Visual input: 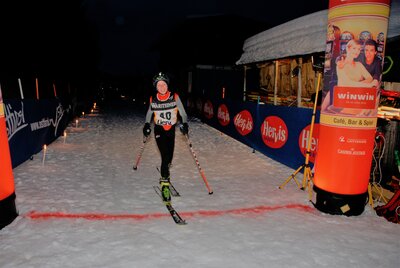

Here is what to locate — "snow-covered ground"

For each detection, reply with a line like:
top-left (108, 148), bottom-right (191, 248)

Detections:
top-left (0, 103), bottom-right (398, 268)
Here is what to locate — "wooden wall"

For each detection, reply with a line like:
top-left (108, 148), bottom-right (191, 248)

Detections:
top-left (254, 55), bottom-right (323, 106)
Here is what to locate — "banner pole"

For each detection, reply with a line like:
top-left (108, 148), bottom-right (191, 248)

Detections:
top-left (18, 78), bottom-right (24, 99)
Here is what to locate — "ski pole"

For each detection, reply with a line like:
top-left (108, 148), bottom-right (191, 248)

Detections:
top-left (185, 134), bottom-right (213, 194)
top-left (133, 136), bottom-right (148, 170)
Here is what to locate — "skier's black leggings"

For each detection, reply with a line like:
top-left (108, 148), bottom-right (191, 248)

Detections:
top-left (154, 125), bottom-right (175, 180)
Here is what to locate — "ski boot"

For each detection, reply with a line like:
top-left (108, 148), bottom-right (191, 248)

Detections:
top-left (160, 177), bottom-right (171, 205)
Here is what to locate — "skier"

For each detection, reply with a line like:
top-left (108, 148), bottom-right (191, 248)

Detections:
top-left (143, 72), bottom-right (189, 204)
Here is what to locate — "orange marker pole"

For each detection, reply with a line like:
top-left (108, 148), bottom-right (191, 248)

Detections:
top-left (53, 82), bottom-right (57, 98)
top-left (35, 78), bottom-right (39, 100)
top-left (0, 86), bottom-right (18, 229)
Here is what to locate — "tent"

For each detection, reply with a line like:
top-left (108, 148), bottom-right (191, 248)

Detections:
top-left (236, 1), bottom-right (400, 66)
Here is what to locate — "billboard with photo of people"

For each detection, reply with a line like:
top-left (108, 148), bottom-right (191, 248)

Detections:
top-left (314, 0), bottom-right (391, 215)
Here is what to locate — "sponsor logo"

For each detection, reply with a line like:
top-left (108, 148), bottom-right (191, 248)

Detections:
top-left (339, 136), bottom-right (367, 144)
top-left (261, 116), bottom-right (288, 149)
top-left (234, 110), bottom-right (253, 136)
top-left (337, 149), bottom-right (366, 155)
top-left (333, 86), bottom-right (376, 109)
top-left (155, 119), bottom-right (172, 126)
top-left (195, 98), bottom-right (203, 112)
top-left (217, 104), bottom-right (230, 126)
top-left (5, 102), bottom-right (28, 141)
top-left (203, 100), bottom-right (214, 119)
top-left (29, 104), bottom-right (65, 137)
top-left (298, 123), bottom-right (319, 163)
top-left (151, 101), bottom-right (176, 110)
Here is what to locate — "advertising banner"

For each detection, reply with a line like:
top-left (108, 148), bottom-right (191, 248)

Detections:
top-left (202, 99), bottom-right (320, 170)
top-left (5, 99), bottom-right (71, 168)
top-left (314, 0), bottom-right (391, 215)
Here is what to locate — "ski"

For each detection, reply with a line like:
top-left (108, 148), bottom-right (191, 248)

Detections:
top-left (169, 182), bottom-right (180, 197)
top-left (153, 186), bottom-right (186, 225)
top-left (166, 203), bottom-right (187, 225)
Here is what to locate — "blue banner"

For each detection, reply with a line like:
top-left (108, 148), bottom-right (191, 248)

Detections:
top-left (201, 99), bottom-right (320, 170)
top-left (4, 99), bottom-right (71, 168)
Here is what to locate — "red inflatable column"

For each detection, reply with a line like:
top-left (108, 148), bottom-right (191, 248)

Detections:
top-left (314, 0), bottom-right (391, 215)
top-left (0, 88), bottom-right (18, 229)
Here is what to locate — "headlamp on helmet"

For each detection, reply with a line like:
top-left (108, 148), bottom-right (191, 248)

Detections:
top-left (152, 72), bottom-right (170, 87)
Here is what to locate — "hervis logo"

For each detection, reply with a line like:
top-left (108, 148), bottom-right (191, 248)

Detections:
top-left (234, 110), bottom-right (253, 136)
top-left (195, 98), bottom-right (203, 113)
top-left (217, 104), bottom-right (230, 126)
top-left (261, 116), bottom-right (288, 149)
top-left (203, 100), bottom-right (214, 119)
top-left (298, 123), bottom-right (319, 163)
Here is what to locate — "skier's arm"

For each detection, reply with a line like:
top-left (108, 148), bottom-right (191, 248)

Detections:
top-left (175, 95), bottom-right (187, 123)
top-left (143, 99), bottom-right (153, 137)
top-left (145, 97), bottom-right (153, 123)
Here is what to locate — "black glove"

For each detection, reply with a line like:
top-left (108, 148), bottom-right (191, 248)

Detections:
top-left (180, 123), bottom-right (189, 135)
top-left (143, 123), bottom-right (151, 137)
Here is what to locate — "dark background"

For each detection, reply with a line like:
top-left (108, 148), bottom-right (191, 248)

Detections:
top-left (0, 0), bottom-right (329, 101)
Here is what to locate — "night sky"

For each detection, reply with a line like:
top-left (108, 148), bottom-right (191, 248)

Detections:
top-left (0, 0), bottom-right (329, 100)
top-left (0, 1), bottom-right (99, 86)
top-left (0, 1), bottom-right (329, 76)
top-left (86, 0), bottom-right (329, 75)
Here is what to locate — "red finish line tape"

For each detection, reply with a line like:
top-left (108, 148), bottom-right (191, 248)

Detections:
top-left (25, 204), bottom-right (314, 221)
